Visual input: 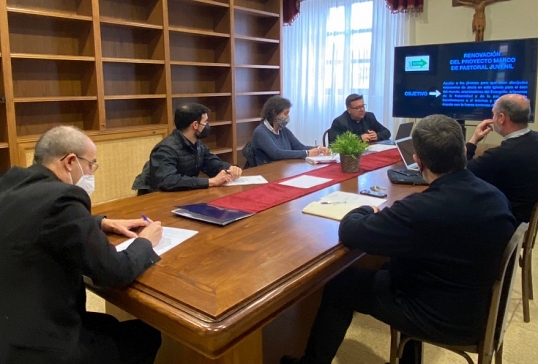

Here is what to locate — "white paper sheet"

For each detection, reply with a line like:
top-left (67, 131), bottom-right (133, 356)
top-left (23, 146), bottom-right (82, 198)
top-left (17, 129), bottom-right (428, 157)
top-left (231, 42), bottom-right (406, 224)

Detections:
top-left (224, 175), bottom-right (268, 186)
top-left (305, 155), bottom-right (339, 164)
top-left (116, 227), bottom-right (198, 256)
top-left (279, 175), bottom-right (332, 189)
top-left (365, 144), bottom-right (397, 153)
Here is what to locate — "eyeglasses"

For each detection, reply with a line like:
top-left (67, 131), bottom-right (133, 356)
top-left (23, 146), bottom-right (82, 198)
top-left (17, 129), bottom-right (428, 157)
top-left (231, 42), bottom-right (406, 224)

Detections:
top-left (60, 153), bottom-right (99, 172)
top-left (349, 104), bottom-right (367, 110)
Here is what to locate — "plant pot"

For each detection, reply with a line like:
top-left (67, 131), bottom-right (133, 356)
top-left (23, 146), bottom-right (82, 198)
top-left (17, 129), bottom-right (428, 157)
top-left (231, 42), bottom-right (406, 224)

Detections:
top-left (340, 153), bottom-right (360, 173)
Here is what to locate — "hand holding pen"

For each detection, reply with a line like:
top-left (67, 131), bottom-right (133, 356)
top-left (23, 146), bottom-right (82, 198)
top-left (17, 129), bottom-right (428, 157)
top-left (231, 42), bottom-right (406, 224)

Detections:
top-left (139, 215), bottom-right (163, 247)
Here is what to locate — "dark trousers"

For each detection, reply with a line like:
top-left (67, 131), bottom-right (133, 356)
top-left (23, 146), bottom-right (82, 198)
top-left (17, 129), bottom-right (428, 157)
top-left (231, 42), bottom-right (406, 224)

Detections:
top-left (303, 269), bottom-right (431, 364)
top-left (80, 312), bottom-right (161, 364)
top-left (3, 313), bottom-right (161, 364)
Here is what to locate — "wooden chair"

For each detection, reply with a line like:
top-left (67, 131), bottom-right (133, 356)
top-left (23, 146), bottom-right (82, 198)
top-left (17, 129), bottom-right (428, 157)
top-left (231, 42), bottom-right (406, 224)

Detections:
top-left (521, 202), bottom-right (538, 322)
top-left (322, 129), bottom-right (330, 147)
top-left (389, 223), bottom-right (527, 364)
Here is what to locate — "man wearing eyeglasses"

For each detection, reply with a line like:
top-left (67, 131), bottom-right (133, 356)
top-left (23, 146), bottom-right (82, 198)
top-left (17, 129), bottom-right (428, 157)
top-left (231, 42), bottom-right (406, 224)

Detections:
top-left (133, 102), bottom-right (242, 195)
top-left (328, 94), bottom-right (391, 144)
top-left (0, 126), bottom-right (163, 363)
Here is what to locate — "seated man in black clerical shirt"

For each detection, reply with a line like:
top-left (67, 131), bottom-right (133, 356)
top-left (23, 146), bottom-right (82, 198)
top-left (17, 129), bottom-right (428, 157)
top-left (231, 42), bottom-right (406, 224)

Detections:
top-left (328, 93), bottom-right (391, 144)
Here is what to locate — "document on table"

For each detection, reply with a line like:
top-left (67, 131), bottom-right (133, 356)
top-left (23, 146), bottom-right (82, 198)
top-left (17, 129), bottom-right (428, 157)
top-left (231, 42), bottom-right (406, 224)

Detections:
top-left (279, 175), bottom-right (332, 189)
top-left (305, 155), bottom-right (338, 164)
top-left (116, 227), bottom-right (198, 256)
top-left (224, 175), bottom-right (268, 186)
top-left (302, 191), bottom-right (387, 221)
top-left (365, 144), bottom-right (397, 154)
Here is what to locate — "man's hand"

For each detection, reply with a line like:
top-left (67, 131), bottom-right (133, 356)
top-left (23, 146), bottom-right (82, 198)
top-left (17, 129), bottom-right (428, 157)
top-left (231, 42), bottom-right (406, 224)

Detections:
top-left (138, 221), bottom-right (163, 247)
top-left (366, 130), bottom-right (378, 142)
top-left (209, 170), bottom-right (233, 187)
top-left (101, 218), bottom-right (148, 239)
top-left (371, 206), bottom-right (380, 213)
top-left (227, 165), bottom-right (242, 180)
top-left (469, 119), bottom-right (494, 145)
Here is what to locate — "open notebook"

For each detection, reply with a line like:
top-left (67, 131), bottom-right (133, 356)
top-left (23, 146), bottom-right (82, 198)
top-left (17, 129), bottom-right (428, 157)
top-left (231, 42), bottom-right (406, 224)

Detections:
top-left (302, 191), bottom-right (386, 221)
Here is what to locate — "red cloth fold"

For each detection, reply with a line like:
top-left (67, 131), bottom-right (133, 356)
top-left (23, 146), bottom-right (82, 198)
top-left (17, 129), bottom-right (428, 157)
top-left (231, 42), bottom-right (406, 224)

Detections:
top-left (208, 149), bottom-right (401, 213)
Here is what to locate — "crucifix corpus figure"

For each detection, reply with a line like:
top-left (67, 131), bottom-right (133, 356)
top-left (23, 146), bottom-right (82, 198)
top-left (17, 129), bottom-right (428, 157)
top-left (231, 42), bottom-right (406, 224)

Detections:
top-left (457, 0), bottom-right (498, 42)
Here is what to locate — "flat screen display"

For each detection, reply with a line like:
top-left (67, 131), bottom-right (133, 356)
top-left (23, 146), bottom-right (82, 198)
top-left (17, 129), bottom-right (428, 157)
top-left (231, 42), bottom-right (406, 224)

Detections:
top-left (392, 38), bottom-right (538, 121)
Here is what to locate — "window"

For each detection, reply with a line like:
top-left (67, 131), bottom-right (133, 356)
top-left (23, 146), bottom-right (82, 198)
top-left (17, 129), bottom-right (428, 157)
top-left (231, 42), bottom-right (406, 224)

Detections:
top-left (325, 1), bottom-right (373, 96)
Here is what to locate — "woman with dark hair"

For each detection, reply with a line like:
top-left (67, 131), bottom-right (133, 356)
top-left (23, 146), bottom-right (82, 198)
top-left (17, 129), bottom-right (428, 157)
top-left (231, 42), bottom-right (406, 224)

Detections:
top-left (251, 96), bottom-right (329, 166)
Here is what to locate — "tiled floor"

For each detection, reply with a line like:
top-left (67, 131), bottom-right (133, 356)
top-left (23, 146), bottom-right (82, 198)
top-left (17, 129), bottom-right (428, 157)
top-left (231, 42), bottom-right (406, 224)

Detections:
top-left (86, 250), bottom-right (538, 364)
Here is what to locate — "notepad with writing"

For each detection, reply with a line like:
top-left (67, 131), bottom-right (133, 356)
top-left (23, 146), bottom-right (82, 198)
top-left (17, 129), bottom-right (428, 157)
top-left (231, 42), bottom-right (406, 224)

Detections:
top-left (302, 191), bottom-right (386, 221)
top-left (172, 203), bottom-right (254, 226)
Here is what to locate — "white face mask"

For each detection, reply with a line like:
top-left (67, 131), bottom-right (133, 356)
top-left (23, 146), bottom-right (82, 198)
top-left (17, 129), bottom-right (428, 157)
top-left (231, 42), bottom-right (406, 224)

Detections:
top-left (71, 158), bottom-right (95, 196)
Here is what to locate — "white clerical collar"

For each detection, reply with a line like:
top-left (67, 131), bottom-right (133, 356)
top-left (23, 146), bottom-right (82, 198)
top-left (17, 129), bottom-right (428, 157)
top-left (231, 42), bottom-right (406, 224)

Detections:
top-left (264, 119), bottom-right (279, 135)
top-left (504, 127), bottom-right (530, 140)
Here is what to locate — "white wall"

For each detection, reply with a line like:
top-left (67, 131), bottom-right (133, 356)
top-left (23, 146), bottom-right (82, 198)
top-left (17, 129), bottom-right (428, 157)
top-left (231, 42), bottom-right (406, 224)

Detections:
top-left (410, 0), bottom-right (538, 140)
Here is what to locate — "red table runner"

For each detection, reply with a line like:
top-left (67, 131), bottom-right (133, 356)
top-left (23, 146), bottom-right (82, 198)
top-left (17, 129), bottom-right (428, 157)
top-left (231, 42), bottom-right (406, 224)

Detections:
top-left (209, 149), bottom-right (401, 213)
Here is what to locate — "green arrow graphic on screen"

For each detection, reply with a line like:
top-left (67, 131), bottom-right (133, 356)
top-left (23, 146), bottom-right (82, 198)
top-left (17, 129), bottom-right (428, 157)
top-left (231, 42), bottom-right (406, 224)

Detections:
top-left (411, 59), bottom-right (427, 67)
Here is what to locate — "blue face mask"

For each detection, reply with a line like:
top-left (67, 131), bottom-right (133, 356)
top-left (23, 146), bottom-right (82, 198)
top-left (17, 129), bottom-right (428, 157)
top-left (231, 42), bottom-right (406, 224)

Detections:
top-left (277, 117), bottom-right (290, 128)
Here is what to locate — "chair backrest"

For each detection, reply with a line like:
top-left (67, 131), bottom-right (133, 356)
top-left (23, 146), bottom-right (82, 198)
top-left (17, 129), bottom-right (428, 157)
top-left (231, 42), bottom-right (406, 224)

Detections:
top-left (242, 141), bottom-right (256, 169)
top-left (525, 202), bottom-right (538, 251)
top-left (322, 129), bottom-right (330, 147)
top-left (480, 223), bottom-right (526, 361)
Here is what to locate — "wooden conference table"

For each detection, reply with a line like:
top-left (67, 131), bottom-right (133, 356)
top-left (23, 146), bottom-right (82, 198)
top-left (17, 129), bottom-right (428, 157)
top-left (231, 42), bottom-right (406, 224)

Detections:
top-left (91, 159), bottom-right (425, 364)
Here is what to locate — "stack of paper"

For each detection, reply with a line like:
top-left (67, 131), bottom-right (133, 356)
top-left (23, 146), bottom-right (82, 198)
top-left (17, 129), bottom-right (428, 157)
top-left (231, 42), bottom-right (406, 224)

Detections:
top-left (305, 155), bottom-right (338, 164)
top-left (302, 191), bottom-right (387, 221)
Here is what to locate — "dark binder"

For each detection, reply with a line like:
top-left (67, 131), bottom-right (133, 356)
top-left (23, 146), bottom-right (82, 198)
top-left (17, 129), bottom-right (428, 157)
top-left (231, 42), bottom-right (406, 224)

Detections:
top-left (172, 203), bottom-right (254, 226)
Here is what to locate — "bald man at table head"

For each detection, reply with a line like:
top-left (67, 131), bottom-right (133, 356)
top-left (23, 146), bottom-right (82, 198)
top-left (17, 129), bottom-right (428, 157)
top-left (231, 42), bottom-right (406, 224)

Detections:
top-left (132, 103), bottom-right (242, 195)
top-left (466, 93), bottom-right (538, 223)
top-left (282, 114), bottom-right (516, 364)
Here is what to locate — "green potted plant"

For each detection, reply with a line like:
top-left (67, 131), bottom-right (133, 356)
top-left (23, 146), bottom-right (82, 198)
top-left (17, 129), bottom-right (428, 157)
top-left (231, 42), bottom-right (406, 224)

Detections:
top-left (329, 131), bottom-right (369, 173)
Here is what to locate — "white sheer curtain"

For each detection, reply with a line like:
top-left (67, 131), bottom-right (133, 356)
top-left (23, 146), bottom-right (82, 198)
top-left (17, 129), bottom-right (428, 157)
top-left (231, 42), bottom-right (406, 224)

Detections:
top-left (282, 0), bottom-right (410, 145)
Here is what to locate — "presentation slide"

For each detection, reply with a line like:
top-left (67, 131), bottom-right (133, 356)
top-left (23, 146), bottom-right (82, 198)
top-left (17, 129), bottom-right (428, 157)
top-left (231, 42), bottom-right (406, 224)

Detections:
top-left (393, 38), bottom-right (537, 121)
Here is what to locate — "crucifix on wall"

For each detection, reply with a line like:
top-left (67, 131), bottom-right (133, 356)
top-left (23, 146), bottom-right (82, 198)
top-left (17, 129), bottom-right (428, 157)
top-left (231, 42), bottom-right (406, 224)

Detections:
top-left (453, 0), bottom-right (510, 42)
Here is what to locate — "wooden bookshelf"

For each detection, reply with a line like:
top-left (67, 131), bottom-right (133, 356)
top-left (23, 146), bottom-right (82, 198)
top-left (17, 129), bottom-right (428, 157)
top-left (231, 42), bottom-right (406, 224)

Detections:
top-left (0, 0), bottom-right (282, 194)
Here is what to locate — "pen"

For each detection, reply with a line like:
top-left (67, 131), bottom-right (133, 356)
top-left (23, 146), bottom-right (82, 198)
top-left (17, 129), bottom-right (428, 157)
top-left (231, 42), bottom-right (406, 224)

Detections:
top-left (321, 201), bottom-right (346, 204)
top-left (142, 215), bottom-right (150, 222)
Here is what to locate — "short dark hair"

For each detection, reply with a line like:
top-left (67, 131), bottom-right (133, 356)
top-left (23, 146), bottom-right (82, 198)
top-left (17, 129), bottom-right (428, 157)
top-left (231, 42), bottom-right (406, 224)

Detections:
top-left (174, 103), bottom-right (210, 130)
top-left (261, 96), bottom-right (292, 123)
top-left (495, 96), bottom-right (531, 124)
top-left (412, 114), bottom-right (466, 174)
top-left (345, 94), bottom-right (363, 108)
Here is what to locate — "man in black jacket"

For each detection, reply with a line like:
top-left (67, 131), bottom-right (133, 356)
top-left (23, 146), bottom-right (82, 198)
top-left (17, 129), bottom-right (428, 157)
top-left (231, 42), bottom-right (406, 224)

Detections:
top-left (282, 115), bottom-right (516, 364)
top-left (328, 94), bottom-right (391, 144)
top-left (466, 93), bottom-right (538, 223)
top-left (132, 103), bottom-right (242, 194)
top-left (0, 126), bottom-right (163, 364)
